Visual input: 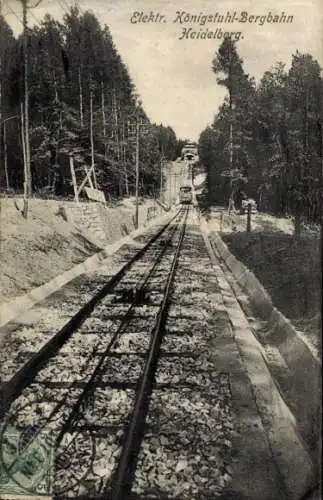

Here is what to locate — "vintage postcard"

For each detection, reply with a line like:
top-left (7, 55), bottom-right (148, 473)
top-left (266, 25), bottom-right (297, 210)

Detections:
top-left (0, 0), bottom-right (321, 499)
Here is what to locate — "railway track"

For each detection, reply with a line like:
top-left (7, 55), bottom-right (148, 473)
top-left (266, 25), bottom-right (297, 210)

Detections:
top-left (0, 204), bottom-right (313, 500)
top-left (0, 207), bottom-right (234, 500)
top-left (0, 209), bottom-right (184, 409)
top-left (2, 207), bottom-right (212, 498)
top-left (129, 218), bottom-right (233, 500)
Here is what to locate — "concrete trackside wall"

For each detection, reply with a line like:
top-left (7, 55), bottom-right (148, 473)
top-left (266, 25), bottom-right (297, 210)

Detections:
top-left (206, 224), bottom-right (321, 468)
top-left (196, 212), bottom-right (316, 500)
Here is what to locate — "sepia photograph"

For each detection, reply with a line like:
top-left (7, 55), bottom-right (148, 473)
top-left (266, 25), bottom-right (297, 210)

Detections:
top-left (0, 0), bottom-right (322, 499)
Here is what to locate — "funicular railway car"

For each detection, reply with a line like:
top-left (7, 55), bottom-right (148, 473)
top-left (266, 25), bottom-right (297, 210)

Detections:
top-left (181, 143), bottom-right (198, 162)
top-left (179, 185), bottom-right (193, 204)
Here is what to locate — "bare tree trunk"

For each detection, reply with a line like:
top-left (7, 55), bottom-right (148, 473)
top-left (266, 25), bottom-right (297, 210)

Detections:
top-left (101, 81), bottom-right (107, 159)
top-left (305, 87), bottom-right (309, 151)
top-left (228, 180), bottom-right (236, 215)
top-left (53, 71), bottom-right (58, 103)
top-left (3, 120), bottom-right (10, 189)
top-left (229, 122), bottom-right (233, 170)
top-left (0, 7), bottom-right (2, 124)
top-left (0, 7), bottom-right (2, 186)
top-left (89, 87), bottom-right (97, 188)
top-left (51, 171), bottom-right (58, 193)
top-left (69, 154), bottom-right (78, 202)
top-left (134, 117), bottom-right (140, 227)
top-left (0, 1), bottom-right (4, 188)
top-left (52, 70), bottom-right (61, 196)
top-left (21, 104), bottom-right (26, 166)
top-left (21, 102), bottom-right (28, 218)
top-left (160, 155), bottom-right (163, 199)
top-left (78, 66), bottom-right (84, 128)
top-left (259, 188), bottom-right (263, 210)
top-left (228, 61), bottom-right (234, 213)
top-left (22, 0), bottom-right (31, 217)
top-left (294, 212), bottom-right (302, 240)
top-left (113, 87), bottom-right (120, 165)
top-left (121, 119), bottom-right (129, 195)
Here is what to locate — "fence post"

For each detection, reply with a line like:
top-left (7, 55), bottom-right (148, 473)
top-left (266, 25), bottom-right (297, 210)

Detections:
top-left (247, 203), bottom-right (252, 232)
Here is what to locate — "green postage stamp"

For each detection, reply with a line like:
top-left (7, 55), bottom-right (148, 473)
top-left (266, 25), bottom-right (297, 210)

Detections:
top-left (0, 425), bottom-right (53, 498)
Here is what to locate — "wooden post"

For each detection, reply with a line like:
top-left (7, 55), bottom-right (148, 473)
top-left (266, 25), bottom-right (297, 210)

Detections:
top-left (83, 165), bottom-right (94, 189)
top-left (69, 155), bottom-right (79, 202)
top-left (247, 202), bottom-right (252, 232)
top-left (77, 165), bottom-right (94, 196)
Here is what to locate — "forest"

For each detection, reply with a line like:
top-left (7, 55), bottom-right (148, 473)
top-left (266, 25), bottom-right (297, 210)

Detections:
top-left (0, 7), bottom-right (182, 200)
top-left (199, 39), bottom-right (323, 233)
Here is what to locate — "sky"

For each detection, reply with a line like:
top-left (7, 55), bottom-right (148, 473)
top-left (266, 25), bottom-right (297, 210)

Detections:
top-left (2, 0), bottom-right (323, 141)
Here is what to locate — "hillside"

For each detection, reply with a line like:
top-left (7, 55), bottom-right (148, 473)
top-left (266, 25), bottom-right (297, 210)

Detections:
top-left (0, 196), bottom-right (158, 305)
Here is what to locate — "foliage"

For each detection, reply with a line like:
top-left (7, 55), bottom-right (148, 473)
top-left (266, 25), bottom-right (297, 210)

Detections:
top-left (0, 10), bottom-right (182, 198)
top-left (199, 40), bottom-right (323, 231)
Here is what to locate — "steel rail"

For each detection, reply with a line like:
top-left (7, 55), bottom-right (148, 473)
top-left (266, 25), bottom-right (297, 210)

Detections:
top-left (0, 210), bottom-right (186, 483)
top-left (109, 207), bottom-right (189, 500)
top-left (0, 210), bottom-right (186, 491)
top-left (54, 209), bottom-right (186, 453)
top-left (0, 210), bottom-right (183, 416)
